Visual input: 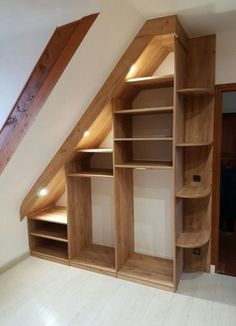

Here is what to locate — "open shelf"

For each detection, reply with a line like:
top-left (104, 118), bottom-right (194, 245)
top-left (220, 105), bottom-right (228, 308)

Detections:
top-left (176, 183), bottom-right (212, 199)
top-left (67, 169), bottom-right (113, 178)
top-left (114, 106), bottom-right (173, 115)
top-left (176, 142), bottom-right (213, 147)
top-left (77, 148), bottom-right (113, 153)
top-left (118, 253), bottom-right (174, 290)
top-left (177, 88), bottom-right (214, 96)
top-left (30, 223), bottom-right (68, 242)
top-left (71, 244), bottom-right (115, 275)
top-left (31, 238), bottom-right (68, 262)
top-left (114, 137), bottom-right (173, 141)
top-left (126, 75), bottom-right (174, 89)
top-left (115, 161), bottom-right (173, 169)
top-left (176, 231), bottom-right (210, 248)
top-left (28, 206), bottom-right (67, 225)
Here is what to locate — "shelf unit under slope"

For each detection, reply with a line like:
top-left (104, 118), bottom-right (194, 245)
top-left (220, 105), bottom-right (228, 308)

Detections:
top-left (25, 25), bottom-right (215, 293)
top-left (28, 206), bottom-right (69, 264)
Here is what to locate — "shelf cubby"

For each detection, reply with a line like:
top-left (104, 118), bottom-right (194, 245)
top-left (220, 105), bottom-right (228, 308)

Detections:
top-left (29, 221), bottom-right (68, 242)
top-left (66, 148), bottom-right (113, 178)
top-left (67, 174), bottom-right (115, 275)
top-left (115, 168), bottom-right (174, 290)
top-left (30, 237), bottom-right (69, 263)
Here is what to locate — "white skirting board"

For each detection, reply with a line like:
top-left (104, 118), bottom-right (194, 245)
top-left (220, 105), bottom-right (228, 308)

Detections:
top-left (0, 251), bottom-right (30, 274)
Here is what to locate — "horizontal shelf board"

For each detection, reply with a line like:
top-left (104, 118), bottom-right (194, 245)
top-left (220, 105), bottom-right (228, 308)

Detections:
top-left (77, 148), bottom-right (113, 153)
top-left (176, 184), bottom-right (212, 198)
top-left (176, 141), bottom-right (213, 147)
top-left (30, 227), bottom-right (68, 243)
top-left (115, 160), bottom-right (173, 169)
top-left (176, 231), bottom-right (210, 248)
top-left (114, 106), bottom-right (174, 115)
top-left (118, 253), bottom-right (174, 288)
top-left (126, 74), bottom-right (174, 89)
top-left (31, 244), bottom-right (68, 261)
top-left (71, 244), bottom-right (115, 273)
top-left (114, 137), bottom-right (173, 141)
top-left (28, 206), bottom-right (67, 225)
top-left (67, 169), bottom-right (113, 178)
top-left (177, 88), bottom-right (214, 96)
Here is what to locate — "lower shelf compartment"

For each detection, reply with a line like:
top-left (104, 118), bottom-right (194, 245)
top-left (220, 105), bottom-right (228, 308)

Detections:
top-left (31, 239), bottom-right (68, 263)
top-left (118, 253), bottom-right (174, 290)
top-left (71, 244), bottom-right (116, 275)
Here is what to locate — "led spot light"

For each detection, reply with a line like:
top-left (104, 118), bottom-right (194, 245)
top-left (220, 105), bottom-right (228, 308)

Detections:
top-left (38, 188), bottom-right (48, 197)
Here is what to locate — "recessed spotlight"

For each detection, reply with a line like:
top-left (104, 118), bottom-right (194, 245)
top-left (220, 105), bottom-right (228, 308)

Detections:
top-left (129, 64), bottom-right (136, 74)
top-left (83, 130), bottom-right (90, 137)
top-left (38, 188), bottom-right (48, 197)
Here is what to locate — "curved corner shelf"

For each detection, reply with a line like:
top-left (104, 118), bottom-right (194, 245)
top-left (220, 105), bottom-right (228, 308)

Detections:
top-left (176, 141), bottom-right (213, 147)
top-left (177, 88), bottom-right (214, 96)
top-left (77, 148), bottom-right (113, 153)
top-left (176, 231), bottom-right (210, 248)
top-left (176, 184), bottom-right (212, 199)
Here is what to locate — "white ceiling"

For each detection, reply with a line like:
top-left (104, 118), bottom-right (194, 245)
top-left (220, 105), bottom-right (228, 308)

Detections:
top-left (0, 0), bottom-right (99, 41)
top-left (130, 0), bottom-right (236, 36)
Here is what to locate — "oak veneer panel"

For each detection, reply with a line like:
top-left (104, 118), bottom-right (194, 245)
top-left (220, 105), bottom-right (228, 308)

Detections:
top-left (115, 168), bottom-right (134, 270)
top-left (0, 14), bottom-right (98, 175)
top-left (67, 177), bottom-right (92, 259)
top-left (30, 223), bottom-right (68, 242)
top-left (118, 253), bottom-right (174, 291)
top-left (28, 206), bottom-right (67, 225)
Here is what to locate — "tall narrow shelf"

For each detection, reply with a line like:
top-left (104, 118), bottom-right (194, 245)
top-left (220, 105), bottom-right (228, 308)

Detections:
top-left (174, 34), bottom-right (215, 275)
top-left (67, 148), bottom-right (116, 275)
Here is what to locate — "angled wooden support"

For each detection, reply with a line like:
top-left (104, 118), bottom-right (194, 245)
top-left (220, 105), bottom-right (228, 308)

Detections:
top-left (20, 15), bottom-right (188, 219)
top-left (0, 13), bottom-right (98, 174)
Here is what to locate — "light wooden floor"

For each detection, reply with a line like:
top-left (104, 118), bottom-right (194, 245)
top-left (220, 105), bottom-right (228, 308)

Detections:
top-left (0, 257), bottom-right (236, 326)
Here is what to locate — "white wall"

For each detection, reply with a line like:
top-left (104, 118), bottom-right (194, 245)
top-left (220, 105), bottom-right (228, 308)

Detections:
top-left (216, 30), bottom-right (236, 84)
top-left (0, 0), bottom-right (144, 268)
top-left (0, 0), bottom-right (99, 129)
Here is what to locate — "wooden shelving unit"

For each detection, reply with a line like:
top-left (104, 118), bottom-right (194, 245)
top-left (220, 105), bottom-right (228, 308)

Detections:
top-left (28, 206), bottom-right (69, 264)
top-left (175, 34), bottom-right (215, 277)
top-left (25, 21), bottom-right (215, 292)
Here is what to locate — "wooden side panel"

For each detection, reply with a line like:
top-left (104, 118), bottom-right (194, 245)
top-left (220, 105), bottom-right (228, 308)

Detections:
top-left (67, 176), bottom-right (92, 259)
top-left (186, 35), bottom-right (215, 89)
top-left (115, 168), bottom-right (134, 270)
top-left (174, 37), bottom-right (187, 287)
top-left (0, 14), bottom-right (98, 174)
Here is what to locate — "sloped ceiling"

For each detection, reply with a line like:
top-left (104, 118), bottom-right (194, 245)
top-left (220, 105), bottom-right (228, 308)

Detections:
top-left (130, 0), bottom-right (236, 36)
